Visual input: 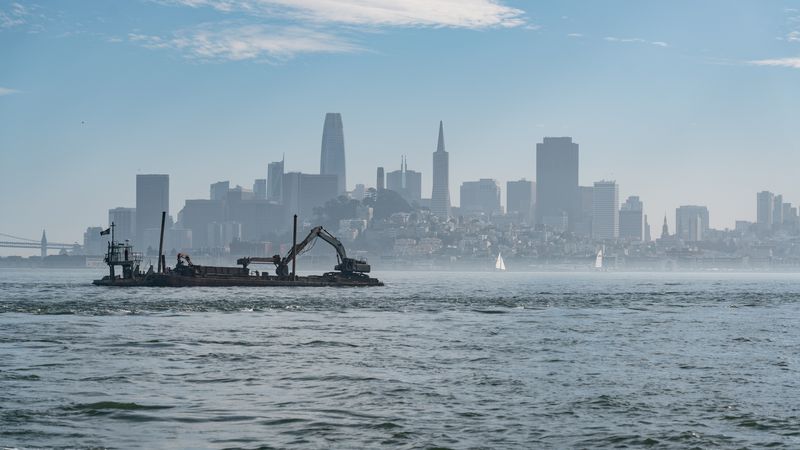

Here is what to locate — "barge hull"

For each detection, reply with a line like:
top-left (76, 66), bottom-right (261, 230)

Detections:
top-left (92, 273), bottom-right (383, 287)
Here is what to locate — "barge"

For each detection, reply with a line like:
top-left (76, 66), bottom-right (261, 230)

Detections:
top-left (93, 213), bottom-right (383, 287)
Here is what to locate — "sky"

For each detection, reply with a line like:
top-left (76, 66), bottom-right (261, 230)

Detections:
top-left (1, 0), bottom-right (799, 253)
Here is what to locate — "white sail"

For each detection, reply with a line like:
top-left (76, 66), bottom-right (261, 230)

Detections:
top-left (594, 249), bottom-right (603, 269)
top-left (496, 253), bottom-right (506, 271)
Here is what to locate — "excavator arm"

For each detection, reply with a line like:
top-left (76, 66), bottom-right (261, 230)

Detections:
top-left (279, 226), bottom-right (370, 275)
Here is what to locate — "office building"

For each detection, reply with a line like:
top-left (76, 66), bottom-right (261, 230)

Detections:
top-left (619, 196), bottom-right (644, 241)
top-left (591, 181), bottom-right (619, 240)
top-left (460, 179), bottom-right (501, 216)
top-left (108, 207), bottom-right (136, 243)
top-left (675, 205), bottom-right (709, 241)
top-left (253, 179), bottom-right (267, 200)
top-left (267, 159), bottom-right (284, 203)
top-left (83, 227), bottom-right (109, 256)
top-left (506, 179), bottom-right (535, 223)
top-left (756, 191), bottom-right (774, 230)
top-left (773, 194), bottom-right (784, 226)
top-left (136, 174), bottom-right (169, 250)
top-left (431, 121), bottom-right (451, 218)
top-left (320, 113), bottom-right (347, 195)
top-left (386, 156), bottom-right (423, 205)
top-left (536, 137), bottom-right (579, 229)
top-left (210, 181), bottom-right (229, 201)
top-left (283, 172), bottom-right (339, 220)
top-left (178, 200), bottom-right (225, 249)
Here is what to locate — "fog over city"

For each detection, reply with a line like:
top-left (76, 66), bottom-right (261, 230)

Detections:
top-left (1, 1), bottom-right (799, 265)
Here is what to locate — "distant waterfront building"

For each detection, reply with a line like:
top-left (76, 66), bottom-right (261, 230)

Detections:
top-left (386, 156), bottom-right (422, 205)
top-left (376, 167), bottom-right (385, 191)
top-left (756, 191), bottom-right (774, 231)
top-left (619, 196), bottom-right (644, 241)
top-left (661, 215), bottom-right (670, 239)
top-left (773, 194), bottom-right (784, 226)
top-left (644, 215), bottom-right (651, 241)
top-left (267, 158), bottom-right (284, 203)
top-left (210, 181), bottom-right (229, 201)
top-left (591, 181), bottom-right (619, 240)
top-left (253, 179), bottom-right (267, 200)
top-left (536, 137), bottom-right (579, 229)
top-left (460, 179), bottom-right (501, 216)
top-left (136, 174), bottom-right (169, 250)
top-left (431, 121), bottom-right (451, 218)
top-left (83, 226), bottom-right (109, 256)
top-left (676, 205), bottom-right (709, 241)
top-left (108, 207), bottom-right (136, 242)
top-left (506, 179), bottom-right (535, 223)
top-left (40, 230), bottom-right (47, 259)
top-left (320, 113), bottom-right (347, 195)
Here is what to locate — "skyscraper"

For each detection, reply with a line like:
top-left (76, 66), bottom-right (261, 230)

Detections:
top-left (253, 179), bottom-right (267, 200)
top-left (431, 121), bottom-right (451, 218)
top-left (267, 158), bottom-right (284, 203)
top-left (756, 191), bottom-right (774, 231)
top-left (619, 196), bottom-right (644, 241)
top-left (376, 167), bottom-right (385, 191)
top-left (386, 156), bottom-right (422, 205)
top-left (591, 181), bottom-right (619, 240)
top-left (210, 181), bottom-right (229, 201)
top-left (675, 205), bottom-right (709, 241)
top-left (108, 207), bottom-right (136, 242)
top-left (136, 174), bottom-right (169, 250)
top-left (536, 137), bottom-right (579, 229)
top-left (320, 113), bottom-right (346, 195)
top-left (460, 179), bottom-right (501, 216)
top-left (506, 179), bottom-right (535, 223)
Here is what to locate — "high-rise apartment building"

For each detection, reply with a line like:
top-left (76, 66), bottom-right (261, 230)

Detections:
top-left (320, 113), bottom-right (347, 195)
top-left (536, 137), bottom-right (579, 229)
top-left (136, 174), bottom-right (169, 250)
top-left (591, 181), bottom-right (619, 240)
top-left (431, 121), bottom-right (451, 218)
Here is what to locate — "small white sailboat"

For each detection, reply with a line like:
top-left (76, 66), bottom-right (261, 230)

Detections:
top-left (594, 248), bottom-right (603, 269)
top-left (496, 253), bottom-right (506, 271)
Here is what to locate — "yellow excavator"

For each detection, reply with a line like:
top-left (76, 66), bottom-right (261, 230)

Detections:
top-left (237, 226), bottom-right (371, 277)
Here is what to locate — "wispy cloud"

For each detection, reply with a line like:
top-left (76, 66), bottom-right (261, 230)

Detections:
top-left (605, 36), bottom-right (669, 48)
top-left (567, 33), bottom-right (583, 38)
top-left (160, 0), bottom-right (526, 28)
top-left (0, 86), bottom-right (20, 96)
top-left (0, 2), bottom-right (27, 28)
top-left (749, 57), bottom-right (800, 69)
top-left (130, 23), bottom-right (360, 61)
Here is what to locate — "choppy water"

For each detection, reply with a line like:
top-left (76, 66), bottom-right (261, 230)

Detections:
top-left (2, 269), bottom-right (800, 449)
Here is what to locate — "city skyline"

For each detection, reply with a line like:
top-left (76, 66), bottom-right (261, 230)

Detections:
top-left (2, 1), bottom-right (800, 249)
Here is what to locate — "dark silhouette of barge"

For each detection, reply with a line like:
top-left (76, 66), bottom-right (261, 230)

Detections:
top-left (92, 213), bottom-right (383, 287)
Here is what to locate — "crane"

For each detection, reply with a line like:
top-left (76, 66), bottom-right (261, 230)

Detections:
top-left (237, 226), bottom-right (370, 277)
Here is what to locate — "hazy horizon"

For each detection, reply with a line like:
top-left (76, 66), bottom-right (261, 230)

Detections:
top-left (2, 0), bottom-right (799, 252)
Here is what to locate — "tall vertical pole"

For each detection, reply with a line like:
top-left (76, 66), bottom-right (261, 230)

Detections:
top-left (291, 214), bottom-right (298, 280)
top-left (157, 211), bottom-right (166, 273)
